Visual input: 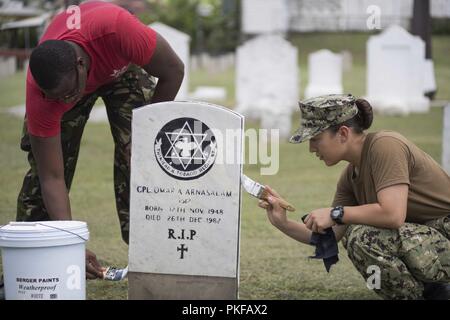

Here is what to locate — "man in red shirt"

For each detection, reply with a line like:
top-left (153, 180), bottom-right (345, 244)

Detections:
top-left (17, 1), bottom-right (184, 279)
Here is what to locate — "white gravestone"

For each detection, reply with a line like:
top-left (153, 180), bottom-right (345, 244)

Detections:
top-left (366, 25), bottom-right (429, 115)
top-left (236, 34), bottom-right (299, 139)
top-left (443, 104), bottom-right (450, 174)
top-left (305, 49), bottom-right (343, 99)
top-left (0, 56), bottom-right (17, 78)
top-left (149, 22), bottom-right (190, 101)
top-left (190, 86), bottom-right (227, 102)
top-left (128, 101), bottom-right (243, 299)
top-left (242, 0), bottom-right (289, 35)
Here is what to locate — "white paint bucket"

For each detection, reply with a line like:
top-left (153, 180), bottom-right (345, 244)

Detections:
top-left (0, 221), bottom-right (89, 300)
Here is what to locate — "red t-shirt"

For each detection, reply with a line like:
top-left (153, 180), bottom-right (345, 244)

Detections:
top-left (26, 1), bottom-right (157, 137)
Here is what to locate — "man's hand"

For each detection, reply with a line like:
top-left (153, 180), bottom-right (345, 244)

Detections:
top-left (85, 249), bottom-right (104, 279)
top-left (303, 207), bottom-right (335, 234)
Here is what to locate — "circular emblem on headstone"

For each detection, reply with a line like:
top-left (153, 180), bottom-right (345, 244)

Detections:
top-left (154, 117), bottom-right (217, 180)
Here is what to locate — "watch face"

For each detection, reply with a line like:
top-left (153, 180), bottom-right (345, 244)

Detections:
top-left (331, 210), bottom-right (339, 219)
top-left (331, 208), bottom-right (342, 220)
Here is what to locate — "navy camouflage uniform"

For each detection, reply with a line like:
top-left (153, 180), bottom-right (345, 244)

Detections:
top-left (342, 217), bottom-right (449, 299)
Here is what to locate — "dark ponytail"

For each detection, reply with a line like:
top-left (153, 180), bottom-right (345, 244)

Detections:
top-left (329, 98), bottom-right (373, 134)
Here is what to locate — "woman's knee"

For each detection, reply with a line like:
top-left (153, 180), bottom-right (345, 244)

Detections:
top-left (398, 223), bottom-right (450, 282)
top-left (345, 224), bottom-right (400, 256)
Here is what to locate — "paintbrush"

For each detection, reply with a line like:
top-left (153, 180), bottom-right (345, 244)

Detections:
top-left (102, 265), bottom-right (128, 281)
top-left (241, 174), bottom-right (296, 212)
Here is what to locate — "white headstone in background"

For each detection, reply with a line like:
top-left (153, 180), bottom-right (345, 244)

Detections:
top-left (0, 56), bottom-right (17, 78)
top-left (129, 101), bottom-right (243, 299)
top-left (366, 25), bottom-right (429, 115)
top-left (305, 49), bottom-right (343, 99)
top-left (443, 104), bottom-right (450, 174)
top-left (191, 53), bottom-right (235, 74)
top-left (190, 86), bottom-right (227, 102)
top-left (242, 0), bottom-right (289, 34)
top-left (149, 23), bottom-right (190, 100)
top-left (236, 35), bottom-right (299, 138)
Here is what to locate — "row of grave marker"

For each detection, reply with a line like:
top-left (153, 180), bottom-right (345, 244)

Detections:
top-left (154, 22), bottom-right (436, 127)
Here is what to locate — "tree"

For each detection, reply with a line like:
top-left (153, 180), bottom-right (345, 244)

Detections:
top-left (410, 0), bottom-right (436, 99)
top-left (140, 0), bottom-right (240, 54)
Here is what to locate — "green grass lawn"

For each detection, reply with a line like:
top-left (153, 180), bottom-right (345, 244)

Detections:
top-left (0, 33), bottom-right (448, 300)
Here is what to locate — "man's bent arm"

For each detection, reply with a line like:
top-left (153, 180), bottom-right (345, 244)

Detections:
top-left (30, 134), bottom-right (72, 220)
top-left (143, 33), bottom-right (184, 103)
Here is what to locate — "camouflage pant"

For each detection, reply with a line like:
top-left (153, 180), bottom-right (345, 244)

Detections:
top-left (342, 215), bottom-right (450, 299)
top-left (16, 65), bottom-right (156, 244)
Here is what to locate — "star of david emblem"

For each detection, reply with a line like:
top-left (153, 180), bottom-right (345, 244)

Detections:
top-left (164, 121), bottom-right (209, 170)
top-left (154, 117), bottom-right (217, 180)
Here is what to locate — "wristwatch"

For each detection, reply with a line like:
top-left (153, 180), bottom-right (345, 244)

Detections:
top-left (330, 206), bottom-right (345, 225)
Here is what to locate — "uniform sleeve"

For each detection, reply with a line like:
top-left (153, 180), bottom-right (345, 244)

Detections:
top-left (368, 137), bottom-right (411, 193)
top-left (114, 10), bottom-right (157, 66)
top-left (332, 166), bottom-right (358, 207)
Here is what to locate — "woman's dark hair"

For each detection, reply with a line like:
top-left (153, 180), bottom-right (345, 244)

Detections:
top-left (29, 40), bottom-right (77, 90)
top-left (328, 98), bottom-right (373, 134)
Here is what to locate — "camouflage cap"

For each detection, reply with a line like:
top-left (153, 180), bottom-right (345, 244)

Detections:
top-left (289, 94), bottom-right (358, 144)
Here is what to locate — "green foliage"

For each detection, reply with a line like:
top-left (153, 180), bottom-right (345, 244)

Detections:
top-left (432, 18), bottom-right (450, 35)
top-left (140, 0), bottom-right (240, 55)
top-left (139, 0), bottom-right (198, 36)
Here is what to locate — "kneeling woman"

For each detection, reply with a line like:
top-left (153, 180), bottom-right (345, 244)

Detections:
top-left (259, 94), bottom-right (450, 300)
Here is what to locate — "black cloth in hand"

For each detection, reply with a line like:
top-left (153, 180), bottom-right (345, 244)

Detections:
top-left (302, 215), bottom-right (339, 272)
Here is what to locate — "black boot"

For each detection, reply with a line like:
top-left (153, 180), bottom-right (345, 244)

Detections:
top-left (423, 282), bottom-right (450, 300)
